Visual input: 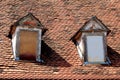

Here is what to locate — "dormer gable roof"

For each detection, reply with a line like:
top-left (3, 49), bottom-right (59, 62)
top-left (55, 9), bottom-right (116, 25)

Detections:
top-left (8, 13), bottom-right (47, 39)
top-left (71, 16), bottom-right (110, 41)
top-left (14, 13), bottom-right (44, 29)
top-left (80, 16), bottom-right (110, 32)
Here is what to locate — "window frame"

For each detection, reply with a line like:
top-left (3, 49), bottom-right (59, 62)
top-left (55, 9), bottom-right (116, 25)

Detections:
top-left (84, 33), bottom-right (108, 64)
top-left (12, 26), bottom-right (42, 62)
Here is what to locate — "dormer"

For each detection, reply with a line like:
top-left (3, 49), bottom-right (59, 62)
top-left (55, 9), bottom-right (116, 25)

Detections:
top-left (71, 16), bottom-right (111, 65)
top-left (9, 13), bottom-right (47, 62)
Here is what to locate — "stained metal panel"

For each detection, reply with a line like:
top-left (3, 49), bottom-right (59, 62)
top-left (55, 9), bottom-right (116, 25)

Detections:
top-left (86, 35), bottom-right (105, 63)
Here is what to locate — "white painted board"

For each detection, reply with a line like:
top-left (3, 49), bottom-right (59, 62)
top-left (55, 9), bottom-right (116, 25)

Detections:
top-left (86, 36), bottom-right (105, 63)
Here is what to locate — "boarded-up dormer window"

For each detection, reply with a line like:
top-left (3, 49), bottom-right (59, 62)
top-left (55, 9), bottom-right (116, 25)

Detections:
top-left (85, 34), bottom-right (106, 63)
top-left (12, 27), bottom-right (41, 62)
top-left (9, 13), bottom-right (46, 62)
top-left (71, 16), bottom-right (111, 65)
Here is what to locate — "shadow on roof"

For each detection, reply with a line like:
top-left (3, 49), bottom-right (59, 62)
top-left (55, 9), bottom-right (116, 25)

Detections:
top-left (106, 46), bottom-right (120, 67)
top-left (35, 40), bottom-right (72, 67)
top-left (16, 40), bottom-right (71, 67)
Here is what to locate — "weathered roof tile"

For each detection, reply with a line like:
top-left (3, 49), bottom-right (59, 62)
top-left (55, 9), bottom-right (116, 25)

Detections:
top-left (0, 0), bottom-right (120, 79)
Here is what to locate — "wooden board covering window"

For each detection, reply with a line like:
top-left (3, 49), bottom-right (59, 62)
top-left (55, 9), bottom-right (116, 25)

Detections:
top-left (86, 35), bottom-right (105, 63)
top-left (19, 30), bottom-right (38, 60)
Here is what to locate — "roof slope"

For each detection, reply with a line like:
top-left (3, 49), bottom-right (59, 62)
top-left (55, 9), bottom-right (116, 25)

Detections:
top-left (0, 0), bottom-right (120, 79)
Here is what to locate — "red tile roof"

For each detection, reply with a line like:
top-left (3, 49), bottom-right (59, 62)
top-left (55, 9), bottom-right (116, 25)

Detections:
top-left (0, 0), bottom-right (120, 79)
